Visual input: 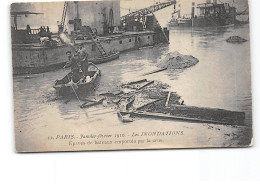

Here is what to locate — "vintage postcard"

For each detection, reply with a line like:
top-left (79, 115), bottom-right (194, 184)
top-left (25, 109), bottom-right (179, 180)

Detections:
top-left (11, 0), bottom-right (252, 152)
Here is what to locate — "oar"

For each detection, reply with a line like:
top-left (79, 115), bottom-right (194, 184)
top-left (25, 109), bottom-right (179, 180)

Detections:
top-left (142, 67), bottom-right (167, 76)
top-left (59, 33), bottom-right (82, 102)
top-left (62, 68), bottom-right (89, 117)
top-left (58, 33), bottom-right (89, 116)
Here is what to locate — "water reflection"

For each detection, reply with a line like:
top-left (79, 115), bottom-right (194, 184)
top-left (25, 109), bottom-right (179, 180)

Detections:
top-left (13, 24), bottom-right (252, 135)
top-left (168, 24), bottom-right (251, 125)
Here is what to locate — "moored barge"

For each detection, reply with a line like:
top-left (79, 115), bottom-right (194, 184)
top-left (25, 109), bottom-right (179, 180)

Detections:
top-left (168, 0), bottom-right (240, 28)
top-left (11, 1), bottom-right (175, 75)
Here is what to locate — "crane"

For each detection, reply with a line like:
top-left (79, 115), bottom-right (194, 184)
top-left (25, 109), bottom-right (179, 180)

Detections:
top-left (58, 2), bottom-right (68, 33)
top-left (120, 0), bottom-right (176, 25)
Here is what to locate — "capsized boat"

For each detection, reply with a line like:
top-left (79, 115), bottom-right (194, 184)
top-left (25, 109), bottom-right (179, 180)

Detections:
top-left (53, 63), bottom-right (101, 97)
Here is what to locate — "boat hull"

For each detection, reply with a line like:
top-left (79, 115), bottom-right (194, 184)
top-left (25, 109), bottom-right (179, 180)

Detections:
top-left (192, 17), bottom-right (235, 27)
top-left (12, 31), bottom-right (156, 75)
top-left (89, 52), bottom-right (120, 64)
top-left (168, 19), bottom-right (192, 27)
top-left (53, 70), bottom-right (101, 97)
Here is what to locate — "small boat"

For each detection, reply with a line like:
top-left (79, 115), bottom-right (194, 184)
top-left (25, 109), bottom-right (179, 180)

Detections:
top-left (53, 63), bottom-right (101, 97)
top-left (89, 51), bottom-right (120, 64)
top-left (168, 18), bottom-right (192, 27)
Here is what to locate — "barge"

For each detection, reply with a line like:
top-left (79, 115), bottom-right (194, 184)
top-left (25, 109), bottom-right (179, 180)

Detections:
top-left (192, 0), bottom-right (236, 27)
top-left (12, 31), bottom-right (159, 75)
top-left (11, 1), bottom-right (175, 75)
top-left (168, 0), bottom-right (241, 28)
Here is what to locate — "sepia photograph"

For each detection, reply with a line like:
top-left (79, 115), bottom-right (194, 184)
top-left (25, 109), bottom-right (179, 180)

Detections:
top-left (11, 0), bottom-right (252, 152)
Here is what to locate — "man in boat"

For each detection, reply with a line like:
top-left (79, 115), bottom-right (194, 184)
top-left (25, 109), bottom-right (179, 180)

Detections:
top-left (66, 51), bottom-right (72, 61)
top-left (64, 51), bottom-right (73, 69)
top-left (78, 46), bottom-right (89, 77)
top-left (70, 52), bottom-right (83, 83)
top-left (64, 51), bottom-right (82, 83)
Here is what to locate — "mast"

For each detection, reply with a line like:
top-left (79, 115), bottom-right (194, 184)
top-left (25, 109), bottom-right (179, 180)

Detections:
top-left (75, 1), bottom-right (79, 19)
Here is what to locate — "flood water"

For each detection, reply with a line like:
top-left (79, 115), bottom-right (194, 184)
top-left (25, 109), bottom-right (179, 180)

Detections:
top-left (167, 24), bottom-right (252, 125)
top-left (13, 24), bottom-right (252, 151)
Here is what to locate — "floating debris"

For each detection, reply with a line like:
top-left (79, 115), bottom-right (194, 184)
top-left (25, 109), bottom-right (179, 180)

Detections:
top-left (117, 79), bottom-right (245, 125)
top-left (226, 36), bottom-right (247, 43)
top-left (117, 112), bottom-right (134, 123)
top-left (80, 98), bottom-right (105, 109)
top-left (143, 52), bottom-right (199, 76)
top-left (157, 51), bottom-right (199, 69)
top-left (118, 95), bottom-right (135, 111)
top-left (59, 77), bottom-right (245, 126)
top-left (139, 101), bottom-right (245, 125)
top-left (121, 79), bottom-right (154, 90)
top-left (143, 68), bottom-right (167, 76)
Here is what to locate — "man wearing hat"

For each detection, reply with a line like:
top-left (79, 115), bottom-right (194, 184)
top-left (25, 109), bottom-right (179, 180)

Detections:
top-left (70, 51), bottom-right (82, 83)
top-left (64, 50), bottom-right (82, 83)
top-left (78, 46), bottom-right (89, 77)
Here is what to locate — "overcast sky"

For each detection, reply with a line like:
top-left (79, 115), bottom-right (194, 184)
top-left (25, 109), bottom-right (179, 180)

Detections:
top-left (11, 0), bottom-right (249, 31)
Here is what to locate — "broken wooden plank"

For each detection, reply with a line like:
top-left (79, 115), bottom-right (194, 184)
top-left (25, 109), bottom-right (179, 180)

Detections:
top-left (122, 80), bottom-right (154, 91)
top-left (165, 91), bottom-right (171, 107)
top-left (80, 98), bottom-right (105, 109)
top-left (121, 108), bottom-right (245, 126)
top-left (126, 96), bottom-right (135, 110)
top-left (117, 112), bottom-right (134, 123)
top-left (137, 81), bottom-right (154, 90)
top-left (125, 79), bottom-right (147, 86)
top-left (111, 96), bottom-right (124, 104)
top-left (143, 68), bottom-right (167, 76)
top-left (118, 95), bottom-right (135, 111)
top-left (134, 98), bottom-right (163, 110)
top-left (83, 98), bottom-right (100, 103)
top-left (167, 105), bottom-right (245, 123)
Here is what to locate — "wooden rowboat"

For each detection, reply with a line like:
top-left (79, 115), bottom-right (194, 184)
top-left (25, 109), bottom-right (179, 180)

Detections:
top-left (89, 51), bottom-right (120, 64)
top-left (53, 64), bottom-right (101, 97)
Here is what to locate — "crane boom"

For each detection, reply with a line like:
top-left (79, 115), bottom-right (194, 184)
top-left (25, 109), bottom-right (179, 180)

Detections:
top-left (121, 0), bottom-right (176, 24)
top-left (59, 2), bottom-right (68, 33)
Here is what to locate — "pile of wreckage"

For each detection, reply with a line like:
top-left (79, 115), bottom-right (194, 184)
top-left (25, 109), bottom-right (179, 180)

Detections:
top-left (79, 79), bottom-right (246, 126)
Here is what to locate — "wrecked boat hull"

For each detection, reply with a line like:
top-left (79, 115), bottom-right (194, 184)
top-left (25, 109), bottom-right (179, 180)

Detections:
top-left (121, 105), bottom-right (245, 126)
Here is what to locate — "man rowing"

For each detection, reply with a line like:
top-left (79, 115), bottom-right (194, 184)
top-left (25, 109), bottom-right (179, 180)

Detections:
top-left (65, 51), bottom-right (82, 83)
top-left (64, 47), bottom-right (91, 83)
top-left (78, 46), bottom-right (89, 77)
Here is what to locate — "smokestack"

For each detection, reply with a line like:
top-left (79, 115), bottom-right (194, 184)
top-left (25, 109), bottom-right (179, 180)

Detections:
top-left (206, 0), bottom-right (212, 4)
top-left (213, 0), bottom-right (217, 4)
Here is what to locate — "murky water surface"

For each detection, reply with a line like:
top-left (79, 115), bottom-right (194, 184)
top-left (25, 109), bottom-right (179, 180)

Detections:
top-left (13, 25), bottom-right (252, 151)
